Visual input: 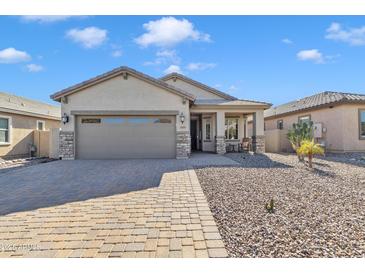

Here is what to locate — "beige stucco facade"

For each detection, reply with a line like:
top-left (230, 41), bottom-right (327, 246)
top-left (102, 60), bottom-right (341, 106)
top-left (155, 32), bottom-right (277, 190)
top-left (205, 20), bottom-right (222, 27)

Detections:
top-left (164, 78), bottom-right (223, 100)
top-left (0, 111), bottom-right (60, 158)
top-left (61, 74), bottom-right (190, 133)
top-left (263, 103), bottom-right (365, 153)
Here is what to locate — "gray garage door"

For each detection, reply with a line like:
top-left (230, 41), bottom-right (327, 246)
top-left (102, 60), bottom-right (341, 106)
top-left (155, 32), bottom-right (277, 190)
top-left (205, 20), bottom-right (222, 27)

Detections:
top-left (76, 115), bottom-right (176, 159)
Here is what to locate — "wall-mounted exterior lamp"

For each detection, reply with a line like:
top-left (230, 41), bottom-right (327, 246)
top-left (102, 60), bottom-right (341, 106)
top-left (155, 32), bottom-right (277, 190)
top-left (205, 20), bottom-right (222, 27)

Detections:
top-left (62, 113), bottom-right (69, 124)
top-left (179, 112), bottom-right (185, 125)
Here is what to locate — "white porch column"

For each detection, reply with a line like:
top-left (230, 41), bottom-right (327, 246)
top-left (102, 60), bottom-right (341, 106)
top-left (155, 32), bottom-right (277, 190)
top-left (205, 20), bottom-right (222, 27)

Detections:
top-left (215, 111), bottom-right (226, 154)
top-left (252, 110), bottom-right (265, 153)
top-left (243, 116), bottom-right (248, 138)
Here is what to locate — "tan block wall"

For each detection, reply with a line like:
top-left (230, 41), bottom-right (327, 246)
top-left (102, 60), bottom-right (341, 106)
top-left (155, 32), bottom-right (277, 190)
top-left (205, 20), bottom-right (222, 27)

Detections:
top-left (33, 130), bottom-right (50, 157)
top-left (49, 128), bottom-right (60, 159)
top-left (264, 103), bottom-right (365, 153)
top-left (0, 111), bottom-right (60, 158)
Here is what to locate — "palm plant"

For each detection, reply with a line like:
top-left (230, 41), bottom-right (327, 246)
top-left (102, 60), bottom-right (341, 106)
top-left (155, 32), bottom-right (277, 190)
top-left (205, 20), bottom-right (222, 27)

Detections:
top-left (287, 121), bottom-right (313, 161)
top-left (297, 139), bottom-right (324, 168)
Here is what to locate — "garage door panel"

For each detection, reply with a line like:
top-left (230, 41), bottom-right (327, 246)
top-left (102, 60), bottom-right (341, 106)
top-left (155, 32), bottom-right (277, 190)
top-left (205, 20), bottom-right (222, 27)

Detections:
top-left (76, 115), bottom-right (176, 159)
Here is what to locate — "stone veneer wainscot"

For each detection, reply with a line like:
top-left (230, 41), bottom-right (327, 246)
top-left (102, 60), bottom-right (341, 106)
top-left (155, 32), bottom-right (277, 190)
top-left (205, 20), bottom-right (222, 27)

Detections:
top-left (176, 131), bottom-right (190, 159)
top-left (59, 131), bottom-right (75, 160)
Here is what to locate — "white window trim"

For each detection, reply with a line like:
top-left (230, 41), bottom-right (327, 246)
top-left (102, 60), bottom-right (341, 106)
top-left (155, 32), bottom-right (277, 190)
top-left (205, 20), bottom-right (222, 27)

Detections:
top-left (0, 115), bottom-right (12, 145)
top-left (36, 120), bottom-right (46, 131)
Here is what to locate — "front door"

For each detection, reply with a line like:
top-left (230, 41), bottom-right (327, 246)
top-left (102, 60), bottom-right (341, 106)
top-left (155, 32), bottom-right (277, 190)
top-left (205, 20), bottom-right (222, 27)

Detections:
top-left (190, 119), bottom-right (197, 151)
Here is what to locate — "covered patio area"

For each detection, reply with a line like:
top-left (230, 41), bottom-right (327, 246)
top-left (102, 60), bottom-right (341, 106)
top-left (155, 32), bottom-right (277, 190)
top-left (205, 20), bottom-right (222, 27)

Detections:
top-left (189, 99), bottom-right (269, 155)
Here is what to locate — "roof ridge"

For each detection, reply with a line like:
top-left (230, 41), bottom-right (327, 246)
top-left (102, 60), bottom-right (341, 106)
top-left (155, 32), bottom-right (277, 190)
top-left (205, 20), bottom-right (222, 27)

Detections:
top-left (160, 73), bottom-right (237, 100)
top-left (0, 91), bottom-right (60, 109)
top-left (321, 90), bottom-right (365, 97)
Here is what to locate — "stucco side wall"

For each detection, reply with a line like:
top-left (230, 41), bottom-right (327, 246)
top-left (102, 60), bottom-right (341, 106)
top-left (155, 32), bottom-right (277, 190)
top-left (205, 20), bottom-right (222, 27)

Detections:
top-left (264, 104), bottom-right (365, 152)
top-left (0, 111), bottom-right (60, 158)
top-left (61, 74), bottom-right (190, 133)
top-left (164, 78), bottom-right (223, 99)
top-left (265, 107), bottom-right (345, 152)
top-left (340, 104), bottom-right (365, 152)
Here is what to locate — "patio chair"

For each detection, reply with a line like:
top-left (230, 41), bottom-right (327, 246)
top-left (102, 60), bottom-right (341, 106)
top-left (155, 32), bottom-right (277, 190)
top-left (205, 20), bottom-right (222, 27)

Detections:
top-left (238, 137), bottom-right (251, 152)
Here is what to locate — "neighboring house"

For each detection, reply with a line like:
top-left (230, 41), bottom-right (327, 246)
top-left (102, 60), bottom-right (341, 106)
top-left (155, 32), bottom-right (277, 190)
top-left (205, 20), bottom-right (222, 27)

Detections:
top-left (262, 91), bottom-right (365, 153)
top-left (50, 66), bottom-right (271, 160)
top-left (0, 92), bottom-right (61, 159)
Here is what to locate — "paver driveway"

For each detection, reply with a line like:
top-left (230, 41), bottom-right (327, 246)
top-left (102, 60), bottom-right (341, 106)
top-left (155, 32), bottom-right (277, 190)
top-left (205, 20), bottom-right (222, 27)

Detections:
top-left (0, 153), bottom-right (238, 258)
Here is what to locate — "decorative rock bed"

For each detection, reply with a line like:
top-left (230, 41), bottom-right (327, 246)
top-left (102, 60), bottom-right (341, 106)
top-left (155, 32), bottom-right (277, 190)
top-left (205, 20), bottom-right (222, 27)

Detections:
top-left (195, 153), bottom-right (365, 257)
top-left (0, 157), bottom-right (56, 174)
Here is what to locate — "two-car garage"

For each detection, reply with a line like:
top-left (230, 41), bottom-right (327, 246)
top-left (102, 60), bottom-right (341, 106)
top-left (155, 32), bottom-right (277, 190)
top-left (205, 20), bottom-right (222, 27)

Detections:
top-left (75, 115), bottom-right (176, 159)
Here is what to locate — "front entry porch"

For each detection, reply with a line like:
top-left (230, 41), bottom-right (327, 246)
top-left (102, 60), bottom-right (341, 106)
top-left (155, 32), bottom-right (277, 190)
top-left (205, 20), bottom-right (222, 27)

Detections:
top-left (189, 109), bottom-right (265, 155)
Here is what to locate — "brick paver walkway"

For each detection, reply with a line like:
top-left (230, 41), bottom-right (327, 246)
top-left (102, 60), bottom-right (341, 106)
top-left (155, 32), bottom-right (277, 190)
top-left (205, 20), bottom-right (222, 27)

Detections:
top-left (0, 169), bottom-right (227, 258)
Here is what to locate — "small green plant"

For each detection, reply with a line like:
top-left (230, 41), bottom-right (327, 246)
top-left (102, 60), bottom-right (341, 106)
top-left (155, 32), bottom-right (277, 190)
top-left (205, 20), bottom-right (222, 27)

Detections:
top-left (297, 139), bottom-right (324, 168)
top-left (265, 198), bottom-right (275, 213)
top-left (287, 121), bottom-right (313, 161)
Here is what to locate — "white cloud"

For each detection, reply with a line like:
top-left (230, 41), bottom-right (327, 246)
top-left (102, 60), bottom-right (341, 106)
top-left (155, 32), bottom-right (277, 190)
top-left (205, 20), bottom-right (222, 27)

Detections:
top-left (227, 85), bottom-right (237, 92)
top-left (0, 47), bottom-right (31, 63)
top-left (135, 17), bottom-right (211, 48)
top-left (66, 27), bottom-right (108, 48)
top-left (144, 49), bottom-right (180, 66)
top-left (164, 65), bottom-right (183, 74)
top-left (186, 62), bottom-right (216, 71)
top-left (282, 38), bottom-right (293, 44)
top-left (26, 63), bottom-right (44, 72)
top-left (156, 49), bottom-right (177, 59)
top-left (111, 50), bottom-right (122, 58)
top-left (325, 22), bottom-right (365, 46)
top-left (21, 16), bottom-right (74, 23)
top-left (297, 49), bottom-right (324, 64)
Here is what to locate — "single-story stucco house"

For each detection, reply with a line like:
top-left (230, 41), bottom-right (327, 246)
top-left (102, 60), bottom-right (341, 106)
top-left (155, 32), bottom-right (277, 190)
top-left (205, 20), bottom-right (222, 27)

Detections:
top-left (258, 91), bottom-right (365, 153)
top-left (0, 91), bottom-right (61, 159)
top-left (50, 66), bottom-right (271, 160)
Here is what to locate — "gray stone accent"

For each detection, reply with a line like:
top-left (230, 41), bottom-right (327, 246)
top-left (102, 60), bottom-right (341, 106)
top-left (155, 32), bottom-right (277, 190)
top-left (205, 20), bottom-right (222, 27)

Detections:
top-left (215, 136), bottom-right (226, 154)
top-left (252, 135), bottom-right (265, 153)
top-left (176, 131), bottom-right (190, 159)
top-left (59, 131), bottom-right (75, 160)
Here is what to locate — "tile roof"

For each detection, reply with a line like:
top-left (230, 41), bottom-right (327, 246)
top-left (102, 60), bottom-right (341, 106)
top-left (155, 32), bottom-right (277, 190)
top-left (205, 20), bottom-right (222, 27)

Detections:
top-left (265, 91), bottom-right (365, 118)
top-left (0, 91), bottom-right (60, 119)
top-left (50, 66), bottom-right (196, 101)
top-left (160, 73), bottom-right (237, 100)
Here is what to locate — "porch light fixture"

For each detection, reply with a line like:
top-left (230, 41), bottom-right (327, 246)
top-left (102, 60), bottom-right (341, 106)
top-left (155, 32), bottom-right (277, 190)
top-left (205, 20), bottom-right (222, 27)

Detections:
top-left (62, 113), bottom-right (69, 124)
top-left (179, 112), bottom-right (185, 124)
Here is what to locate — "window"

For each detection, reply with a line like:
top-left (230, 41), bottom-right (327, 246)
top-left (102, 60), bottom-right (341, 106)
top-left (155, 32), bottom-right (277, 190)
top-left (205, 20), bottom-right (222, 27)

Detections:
top-left (102, 118), bottom-right (126, 124)
top-left (298, 115), bottom-right (311, 125)
top-left (360, 110), bottom-right (365, 139)
top-left (128, 117), bottom-right (172, 124)
top-left (225, 118), bottom-right (239, 140)
top-left (205, 120), bottom-right (211, 140)
top-left (81, 118), bottom-right (101, 124)
top-left (277, 120), bottom-right (283, 130)
top-left (37, 120), bottom-right (45, 131)
top-left (0, 116), bottom-right (10, 144)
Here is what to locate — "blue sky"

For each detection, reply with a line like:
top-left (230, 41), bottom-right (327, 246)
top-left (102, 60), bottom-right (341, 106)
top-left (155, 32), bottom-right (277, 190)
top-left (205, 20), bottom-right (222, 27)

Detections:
top-left (0, 16), bottom-right (364, 106)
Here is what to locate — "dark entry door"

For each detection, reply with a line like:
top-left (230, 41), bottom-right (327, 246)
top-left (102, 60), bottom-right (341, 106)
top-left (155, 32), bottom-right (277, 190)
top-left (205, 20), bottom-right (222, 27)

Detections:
top-left (190, 120), bottom-right (197, 151)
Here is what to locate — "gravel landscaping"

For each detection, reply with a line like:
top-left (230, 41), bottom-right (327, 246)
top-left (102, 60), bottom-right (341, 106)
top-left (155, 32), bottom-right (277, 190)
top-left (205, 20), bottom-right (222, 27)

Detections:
top-left (0, 157), bottom-right (56, 174)
top-left (195, 152), bottom-right (365, 257)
